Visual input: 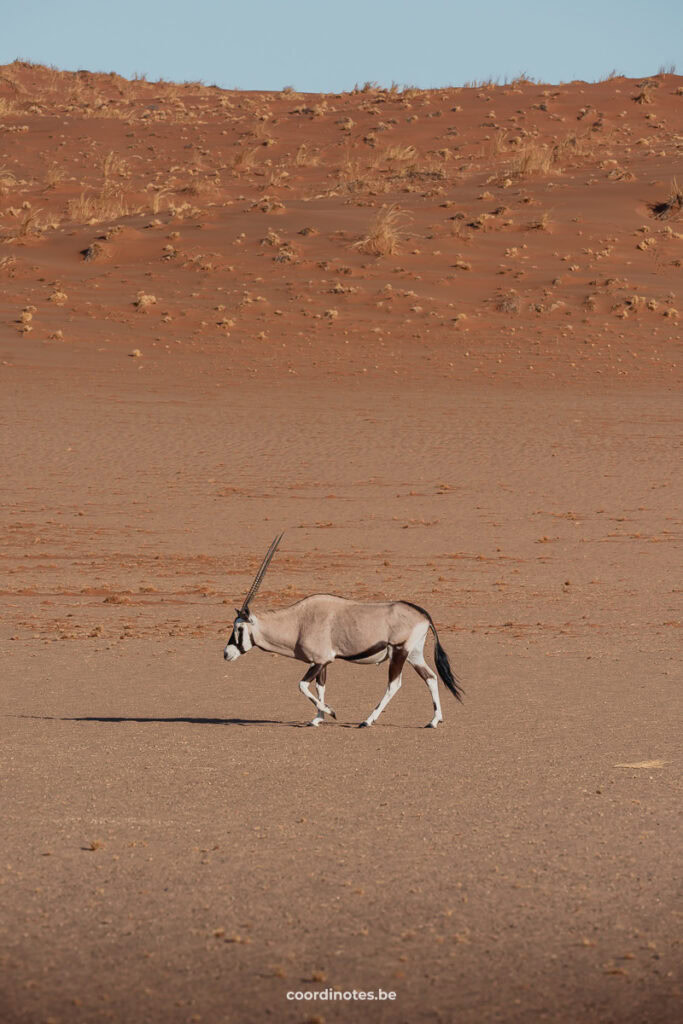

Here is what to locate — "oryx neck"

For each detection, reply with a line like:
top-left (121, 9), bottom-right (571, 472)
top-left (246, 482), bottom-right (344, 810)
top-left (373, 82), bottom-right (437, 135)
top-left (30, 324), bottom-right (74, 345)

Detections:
top-left (251, 608), bottom-right (296, 657)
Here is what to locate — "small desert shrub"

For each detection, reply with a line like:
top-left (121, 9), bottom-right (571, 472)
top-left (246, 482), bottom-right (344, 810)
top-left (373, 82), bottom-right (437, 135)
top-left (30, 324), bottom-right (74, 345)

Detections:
top-left (134, 292), bottom-right (157, 312)
top-left (648, 178), bottom-right (683, 219)
top-left (494, 289), bottom-right (520, 313)
top-left (250, 194), bottom-right (285, 214)
top-left (526, 211), bottom-right (551, 231)
top-left (0, 167), bottom-right (17, 195)
top-left (353, 204), bottom-right (410, 256)
top-left (294, 143), bottom-right (319, 167)
top-left (382, 144), bottom-right (418, 162)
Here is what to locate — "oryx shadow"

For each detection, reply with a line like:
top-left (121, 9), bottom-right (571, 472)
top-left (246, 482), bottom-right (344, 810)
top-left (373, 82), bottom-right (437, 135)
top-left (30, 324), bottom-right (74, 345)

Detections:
top-left (15, 715), bottom-right (422, 729)
top-left (16, 714), bottom-right (302, 727)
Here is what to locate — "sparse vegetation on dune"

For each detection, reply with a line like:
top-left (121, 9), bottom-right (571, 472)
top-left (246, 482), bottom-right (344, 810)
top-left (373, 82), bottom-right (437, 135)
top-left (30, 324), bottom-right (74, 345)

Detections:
top-left (0, 58), bottom-right (679, 380)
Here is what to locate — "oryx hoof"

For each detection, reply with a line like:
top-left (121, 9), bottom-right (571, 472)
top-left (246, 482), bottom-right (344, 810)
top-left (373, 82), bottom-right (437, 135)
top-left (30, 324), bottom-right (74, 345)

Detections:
top-left (358, 720), bottom-right (372, 728)
top-left (308, 719), bottom-right (323, 727)
top-left (326, 707), bottom-right (337, 720)
top-left (425, 721), bottom-right (441, 729)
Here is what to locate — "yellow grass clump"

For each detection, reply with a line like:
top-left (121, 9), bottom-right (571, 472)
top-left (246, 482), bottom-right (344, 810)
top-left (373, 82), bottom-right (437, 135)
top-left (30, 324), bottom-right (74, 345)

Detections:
top-left (353, 205), bottom-right (410, 257)
top-left (511, 142), bottom-right (556, 176)
top-left (66, 190), bottom-right (130, 224)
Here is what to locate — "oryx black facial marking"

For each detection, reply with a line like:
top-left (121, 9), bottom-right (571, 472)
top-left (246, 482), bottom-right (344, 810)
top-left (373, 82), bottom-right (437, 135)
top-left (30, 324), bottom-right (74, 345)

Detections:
top-left (228, 621), bottom-right (249, 654)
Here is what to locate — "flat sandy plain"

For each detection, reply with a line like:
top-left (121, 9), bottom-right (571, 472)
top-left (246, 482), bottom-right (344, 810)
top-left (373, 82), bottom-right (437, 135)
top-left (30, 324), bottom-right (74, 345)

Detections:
top-left (1, 63), bottom-right (681, 1023)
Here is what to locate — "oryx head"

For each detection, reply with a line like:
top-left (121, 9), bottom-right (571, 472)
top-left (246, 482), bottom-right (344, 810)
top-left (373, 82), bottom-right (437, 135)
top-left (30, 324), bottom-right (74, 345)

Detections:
top-left (223, 533), bottom-right (283, 661)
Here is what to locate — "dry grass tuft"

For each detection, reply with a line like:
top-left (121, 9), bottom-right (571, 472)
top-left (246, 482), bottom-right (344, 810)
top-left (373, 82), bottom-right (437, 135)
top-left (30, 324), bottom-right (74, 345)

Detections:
top-left (511, 142), bottom-right (556, 177)
top-left (353, 205), bottom-right (410, 256)
top-left (67, 190), bottom-right (130, 224)
top-left (648, 178), bottom-right (683, 219)
top-left (16, 207), bottom-right (45, 237)
top-left (232, 147), bottom-right (259, 174)
top-left (101, 150), bottom-right (129, 180)
top-left (44, 163), bottom-right (66, 189)
top-left (526, 211), bottom-right (552, 231)
top-left (294, 143), bottom-right (320, 167)
top-left (633, 83), bottom-right (655, 104)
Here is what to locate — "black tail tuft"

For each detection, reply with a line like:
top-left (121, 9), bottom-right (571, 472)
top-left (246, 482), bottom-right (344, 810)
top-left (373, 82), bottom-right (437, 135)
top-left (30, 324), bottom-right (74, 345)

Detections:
top-left (398, 601), bottom-right (464, 703)
top-left (434, 639), bottom-right (464, 702)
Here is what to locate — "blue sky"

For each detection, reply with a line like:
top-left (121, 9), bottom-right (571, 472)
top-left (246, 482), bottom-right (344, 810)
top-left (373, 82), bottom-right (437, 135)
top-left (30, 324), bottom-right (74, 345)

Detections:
top-left (1, 0), bottom-right (680, 91)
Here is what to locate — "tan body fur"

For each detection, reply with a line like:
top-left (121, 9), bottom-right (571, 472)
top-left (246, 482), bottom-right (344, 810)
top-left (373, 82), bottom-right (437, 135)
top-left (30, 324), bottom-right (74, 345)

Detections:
top-left (252, 595), bottom-right (429, 665)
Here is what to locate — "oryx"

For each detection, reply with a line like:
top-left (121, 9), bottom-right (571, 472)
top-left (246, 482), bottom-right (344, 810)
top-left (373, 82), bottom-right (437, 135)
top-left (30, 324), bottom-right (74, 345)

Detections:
top-left (223, 534), bottom-right (463, 728)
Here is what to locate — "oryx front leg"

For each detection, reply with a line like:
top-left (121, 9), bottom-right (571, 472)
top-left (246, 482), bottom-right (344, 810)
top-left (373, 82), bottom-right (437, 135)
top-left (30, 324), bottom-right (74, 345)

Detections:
top-left (311, 666), bottom-right (329, 727)
top-left (360, 648), bottom-right (407, 728)
top-left (299, 663), bottom-right (335, 725)
top-left (409, 649), bottom-right (443, 728)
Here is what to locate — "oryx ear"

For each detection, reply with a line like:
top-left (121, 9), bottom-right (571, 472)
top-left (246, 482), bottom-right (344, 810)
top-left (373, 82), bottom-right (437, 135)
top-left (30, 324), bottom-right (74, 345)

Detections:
top-left (235, 608), bottom-right (242, 619)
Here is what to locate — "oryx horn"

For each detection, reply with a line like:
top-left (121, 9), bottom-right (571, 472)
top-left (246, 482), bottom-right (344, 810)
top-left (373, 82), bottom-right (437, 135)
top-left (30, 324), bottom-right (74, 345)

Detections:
top-left (238, 533), bottom-right (284, 615)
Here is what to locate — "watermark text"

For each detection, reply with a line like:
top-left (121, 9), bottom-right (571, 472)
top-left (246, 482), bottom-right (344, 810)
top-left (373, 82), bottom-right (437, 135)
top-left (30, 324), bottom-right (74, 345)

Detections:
top-left (286, 988), bottom-right (396, 1002)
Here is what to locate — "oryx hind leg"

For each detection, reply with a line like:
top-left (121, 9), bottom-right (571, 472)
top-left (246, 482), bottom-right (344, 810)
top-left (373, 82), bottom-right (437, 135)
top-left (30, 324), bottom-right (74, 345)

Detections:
top-left (299, 663), bottom-right (336, 725)
top-left (360, 648), bottom-right (407, 728)
top-left (408, 645), bottom-right (443, 728)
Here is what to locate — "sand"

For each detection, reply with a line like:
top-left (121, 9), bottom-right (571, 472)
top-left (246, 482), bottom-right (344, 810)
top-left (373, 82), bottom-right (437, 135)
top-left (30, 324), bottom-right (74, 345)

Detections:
top-left (1, 62), bottom-right (681, 1023)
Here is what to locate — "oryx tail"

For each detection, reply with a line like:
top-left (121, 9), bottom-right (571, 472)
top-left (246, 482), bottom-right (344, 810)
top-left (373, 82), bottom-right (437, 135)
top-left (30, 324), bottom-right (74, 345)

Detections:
top-left (401, 601), bottom-right (464, 702)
